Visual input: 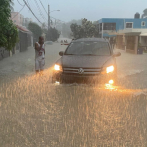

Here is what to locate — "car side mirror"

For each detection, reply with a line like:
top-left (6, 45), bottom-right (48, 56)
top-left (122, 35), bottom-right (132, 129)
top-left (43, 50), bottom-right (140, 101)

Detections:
top-left (59, 51), bottom-right (64, 56)
top-left (113, 52), bottom-right (121, 57)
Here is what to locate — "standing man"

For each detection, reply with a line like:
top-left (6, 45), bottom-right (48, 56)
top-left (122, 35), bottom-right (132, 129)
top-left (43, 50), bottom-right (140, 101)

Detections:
top-left (35, 36), bottom-right (45, 75)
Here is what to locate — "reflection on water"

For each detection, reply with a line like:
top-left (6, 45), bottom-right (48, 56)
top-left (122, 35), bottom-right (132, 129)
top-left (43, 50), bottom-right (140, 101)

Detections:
top-left (0, 68), bottom-right (147, 146)
top-left (55, 81), bottom-right (60, 85)
top-left (105, 83), bottom-right (116, 90)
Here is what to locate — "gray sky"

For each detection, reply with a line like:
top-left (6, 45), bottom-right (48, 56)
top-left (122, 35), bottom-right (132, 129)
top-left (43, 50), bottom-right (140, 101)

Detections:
top-left (14, 0), bottom-right (146, 24)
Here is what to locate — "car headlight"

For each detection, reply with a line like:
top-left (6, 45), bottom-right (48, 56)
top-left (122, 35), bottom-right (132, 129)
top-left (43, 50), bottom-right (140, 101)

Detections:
top-left (54, 64), bottom-right (62, 71)
top-left (106, 65), bottom-right (114, 73)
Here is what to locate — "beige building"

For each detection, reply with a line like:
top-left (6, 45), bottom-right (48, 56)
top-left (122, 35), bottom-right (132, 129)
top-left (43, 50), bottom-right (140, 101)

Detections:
top-left (11, 12), bottom-right (32, 27)
top-left (11, 12), bottom-right (24, 25)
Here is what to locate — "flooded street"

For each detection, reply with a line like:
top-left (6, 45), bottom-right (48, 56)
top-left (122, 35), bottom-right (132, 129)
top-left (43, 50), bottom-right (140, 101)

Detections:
top-left (0, 40), bottom-right (147, 146)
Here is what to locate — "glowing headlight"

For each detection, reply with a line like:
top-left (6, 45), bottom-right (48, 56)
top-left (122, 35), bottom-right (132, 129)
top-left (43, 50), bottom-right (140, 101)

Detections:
top-left (106, 65), bottom-right (114, 73)
top-left (54, 64), bottom-right (61, 71)
top-left (109, 80), bottom-right (114, 84)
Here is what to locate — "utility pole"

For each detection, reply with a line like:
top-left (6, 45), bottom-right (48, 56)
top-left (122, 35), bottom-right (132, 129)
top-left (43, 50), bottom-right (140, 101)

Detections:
top-left (102, 23), bottom-right (103, 38)
top-left (48, 5), bottom-right (50, 30)
top-left (55, 19), bottom-right (56, 28)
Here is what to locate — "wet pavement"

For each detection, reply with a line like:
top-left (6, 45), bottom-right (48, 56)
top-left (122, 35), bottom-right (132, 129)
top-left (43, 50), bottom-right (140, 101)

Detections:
top-left (0, 40), bottom-right (147, 146)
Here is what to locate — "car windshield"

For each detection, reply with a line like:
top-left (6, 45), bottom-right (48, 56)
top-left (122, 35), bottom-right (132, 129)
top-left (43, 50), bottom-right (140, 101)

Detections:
top-left (65, 41), bottom-right (110, 56)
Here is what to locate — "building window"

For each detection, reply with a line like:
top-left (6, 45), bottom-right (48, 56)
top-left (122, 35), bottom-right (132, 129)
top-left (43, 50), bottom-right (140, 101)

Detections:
top-left (103, 23), bottom-right (116, 30)
top-left (126, 22), bottom-right (133, 28)
top-left (142, 21), bottom-right (145, 26)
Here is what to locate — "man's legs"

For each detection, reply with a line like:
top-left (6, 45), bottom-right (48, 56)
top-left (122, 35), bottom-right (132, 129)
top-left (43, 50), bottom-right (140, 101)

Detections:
top-left (40, 59), bottom-right (45, 75)
top-left (36, 70), bottom-right (39, 74)
top-left (35, 59), bottom-right (40, 74)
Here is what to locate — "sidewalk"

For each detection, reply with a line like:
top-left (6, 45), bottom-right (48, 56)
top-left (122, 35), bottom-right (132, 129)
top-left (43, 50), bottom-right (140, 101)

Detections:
top-left (0, 47), bottom-right (35, 77)
top-left (115, 49), bottom-right (147, 78)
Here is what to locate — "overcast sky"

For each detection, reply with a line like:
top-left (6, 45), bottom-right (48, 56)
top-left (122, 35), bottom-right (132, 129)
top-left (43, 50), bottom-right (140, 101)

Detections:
top-left (14, 0), bottom-right (146, 24)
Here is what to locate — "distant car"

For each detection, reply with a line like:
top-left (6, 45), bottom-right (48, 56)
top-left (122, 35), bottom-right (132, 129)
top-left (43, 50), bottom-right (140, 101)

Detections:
top-left (46, 41), bottom-right (53, 45)
top-left (52, 38), bottom-right (121, 85)
top-left (61, 40), bottom-right (69, 45)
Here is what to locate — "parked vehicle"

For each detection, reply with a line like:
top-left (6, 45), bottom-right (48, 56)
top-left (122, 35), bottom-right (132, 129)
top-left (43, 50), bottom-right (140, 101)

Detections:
top-left (52, 38), bottom-right (121, 85)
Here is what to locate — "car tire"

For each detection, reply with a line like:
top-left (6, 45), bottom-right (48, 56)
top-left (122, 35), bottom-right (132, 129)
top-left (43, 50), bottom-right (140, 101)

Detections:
top-left (51, 77), bottom-right (56, 84)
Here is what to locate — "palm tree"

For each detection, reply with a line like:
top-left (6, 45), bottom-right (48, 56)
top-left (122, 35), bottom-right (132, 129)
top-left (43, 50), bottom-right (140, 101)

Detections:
top-left (142, 8), bottom-right (147, 18)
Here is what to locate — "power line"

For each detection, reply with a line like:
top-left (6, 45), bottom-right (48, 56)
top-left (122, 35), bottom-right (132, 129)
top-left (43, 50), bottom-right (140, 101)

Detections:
top-left (12, 4), bottom-right (25, 19)
top-left (33, 0), bottom-right (47, 22)
top-left (38, 0), bottom-right (48, 15)
top-left (27, 0), bottom-right (48, 25)
top-left (35, 1), bottom-right (65, 25)
top-left (36, 1), bottom-right (65, 24)
top-left (22, 0), bottom-right (42, 24)
top-left (26, 0), bottom-right (43, 21)
top-left (26, 0), bottom-right (31, 8)
top-left (24, 0), bottom-right (64, 27)
top-left (17, 0), bottom-right (25, 6)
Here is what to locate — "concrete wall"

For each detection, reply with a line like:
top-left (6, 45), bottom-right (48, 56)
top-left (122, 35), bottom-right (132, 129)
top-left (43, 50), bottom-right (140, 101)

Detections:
top-left (98, 18), bottom-right (125, 31)
top-left (126, 36), bottom-right (138, 54)
top-left (141, 36), bottom-right (147, 46)
top-left (0, 48), bottom-right (10, 60)
top-left (116, 35), bottom-right (125, 49)
top-left (118, 28), bottom-right (147, 34)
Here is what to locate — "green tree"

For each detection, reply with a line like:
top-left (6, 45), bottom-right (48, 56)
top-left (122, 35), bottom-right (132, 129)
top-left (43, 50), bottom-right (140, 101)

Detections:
top-left (62, 23), bottom-right (72, 38)
top-left (70, 18), bottom-right (99, 39)
top-left (142, 9), bottom-right (147, 18)
top-left (70, 23), bottom-right (84, 39)
top-left (0, 0), bottom-right (18, 50)
top-left (55, 19), bottom-right (82, 38)
top-left (28, 22), bottom-right (42, 41)
top-left (46, 28), bottom-right (60, 41)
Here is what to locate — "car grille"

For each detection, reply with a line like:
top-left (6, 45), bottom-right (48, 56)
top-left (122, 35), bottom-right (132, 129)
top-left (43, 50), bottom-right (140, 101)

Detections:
top-left (63, 67), bottom-right (101, 76)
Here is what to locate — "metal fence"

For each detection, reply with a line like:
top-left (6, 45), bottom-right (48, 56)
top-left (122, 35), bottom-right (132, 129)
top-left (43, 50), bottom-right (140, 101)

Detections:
top-left (19, 31), bottom-right (32, 52)
top-left (0, 48), bottom-right (9, 60)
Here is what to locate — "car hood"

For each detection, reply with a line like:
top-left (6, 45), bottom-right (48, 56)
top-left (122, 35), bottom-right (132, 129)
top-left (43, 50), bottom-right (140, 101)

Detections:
top-left (62, 55), bottom-right (112, 68)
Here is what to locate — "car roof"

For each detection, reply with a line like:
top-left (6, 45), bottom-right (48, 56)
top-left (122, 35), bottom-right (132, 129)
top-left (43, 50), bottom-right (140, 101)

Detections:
top-left (72, 38), bottom-right (109, 42)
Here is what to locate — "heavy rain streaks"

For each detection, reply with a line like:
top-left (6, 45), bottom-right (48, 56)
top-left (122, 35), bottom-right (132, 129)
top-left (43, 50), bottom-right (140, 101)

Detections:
top-left (0, 69), bottom-right (147, 146)
top-left (1, 0), bottom-right (147, 146)
top-left (0, 40), bottom-right (147, 146)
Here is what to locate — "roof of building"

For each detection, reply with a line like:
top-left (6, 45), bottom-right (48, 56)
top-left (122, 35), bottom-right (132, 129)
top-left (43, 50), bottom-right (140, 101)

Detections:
top-left (16, 25), bottom-right (30, 32)
top-left (125, 32), bottom-right (141, 36)
top-left (98, 18), bottom-right (147, 23)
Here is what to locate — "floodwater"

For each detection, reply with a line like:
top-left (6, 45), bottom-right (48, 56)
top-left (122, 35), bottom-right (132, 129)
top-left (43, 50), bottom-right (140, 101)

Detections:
top-left (0, 39), bottom-right (147, 146)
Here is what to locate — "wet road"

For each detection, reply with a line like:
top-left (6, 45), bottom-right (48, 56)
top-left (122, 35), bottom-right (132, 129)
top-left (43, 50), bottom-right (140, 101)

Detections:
top-left (0, 41), bottom-right (147, 146)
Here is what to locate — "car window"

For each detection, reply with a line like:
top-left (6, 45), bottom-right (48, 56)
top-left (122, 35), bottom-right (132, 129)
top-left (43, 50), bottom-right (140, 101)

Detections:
top-left (65, 41), bottom-right (110, 55)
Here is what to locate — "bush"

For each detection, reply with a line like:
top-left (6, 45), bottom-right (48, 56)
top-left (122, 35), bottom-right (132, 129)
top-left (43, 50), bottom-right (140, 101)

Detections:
top-left (0, 0), bottom-right (18, 50)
